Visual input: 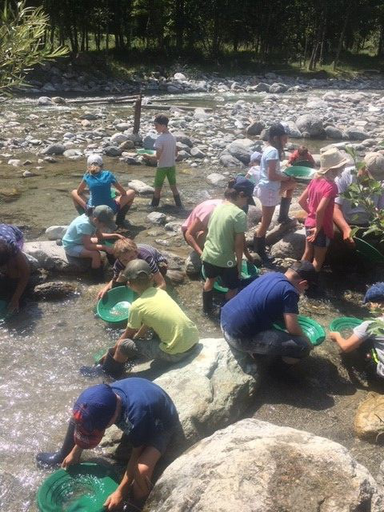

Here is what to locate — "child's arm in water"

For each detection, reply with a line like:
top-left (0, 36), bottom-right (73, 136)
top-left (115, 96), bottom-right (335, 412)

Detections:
top-left (329, 331), bottom-right (363, 352)
top-left (8, 252), bottom-right (30, 313)
top-left (61, 445), bottom-right (83, 469)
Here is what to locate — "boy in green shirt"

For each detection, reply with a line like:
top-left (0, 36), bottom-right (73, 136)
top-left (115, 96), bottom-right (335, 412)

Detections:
top-left (85, 259), bottom-right (199, 378)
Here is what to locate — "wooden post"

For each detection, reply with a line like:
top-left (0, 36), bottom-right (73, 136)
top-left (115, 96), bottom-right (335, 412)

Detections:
top-left (133, 95), bottom-right (142, 134)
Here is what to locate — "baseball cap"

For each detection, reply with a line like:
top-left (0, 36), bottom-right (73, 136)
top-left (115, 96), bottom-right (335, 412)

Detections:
top-left (250, 151), bottom-right (262, 163)
top-left (72, 384), bottom-right (117, 449)
top-left (121, 259), bottom-right (152, 281)
top-left (87, 154), bottom-right (103, 167)
top-left (290, 260), bottom-right (317, 285)
top-left (269, 123), bottom-right (286, 138)
top-left (318, 147), bottom-right (348, 174)
top-left (364, 152), bottom-right (384, 181)
top-left (92, 205), bottom-right (117, 232)
top-left (363, 282), bottom-right (384, 304)
top-left (232, 176), bottom-right (256, 205)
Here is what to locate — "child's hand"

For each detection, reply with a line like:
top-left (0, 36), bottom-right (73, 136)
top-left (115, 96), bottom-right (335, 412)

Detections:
top-left (306, 228), bottom-right (318, 243)
top-left (103, 489), bottom-right (125, 511)
top-left (97, 288), bottom-right (107, 300)
top-left (61, 450), bottom-right (81, 469)
top-left (329, 331), bottom-right (339, 342)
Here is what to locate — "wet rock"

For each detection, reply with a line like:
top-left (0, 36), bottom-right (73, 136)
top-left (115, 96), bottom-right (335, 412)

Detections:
top-left (52, 96), bottom-right (66, 104)
top-left (22, 170), bottom-right (37, 178)
top-left (246, 120), bottom-right (265, 136)
top-left (166, 269), bottom-right (185, 285)
top-left (269, 82), bottom-right (288, 93)
top-left (110, 133), bottom-right (129, 145)
top-left (104, 146), bottom-right (122, 157)
top-left (143, 131), bottom-right (157, 149)
top-left (119, 140), bottom-right (135, 150)
top-left (0, 187), bottom-right (21, 202)
top-left (190, 147), bottom-right (205, 159)
top-left (37, 96), bottom-right (54, 106)
top-left (185, 251), bottom-right (202, 277)
top-left (128, 180), bottom-right (154, 195)
top-left (23, 241), bottom-right (90, 273)
top-left (254, 82), bottom-right (270, 92)
top-left (41, 143), bottom-right (66, 155)
top-left (325, 126), bottom-right (344, 139)
top-left (33, 281), bottom-right (78, 300)
top-left (354, 392), bottom-right (384, 441)
top-left (147, 212), bottom-right (166, 225)
top-left (207, 173), bottom-right (227, 186)
top-left (345, 128), bottom-right (370, 141)
top-left (45, 225), bottom-right (68, 240)
top-left (8, 159), bottom-right (21, 166)
top-left (101, 338), bottom-right (260, 461)
top-left (165, 221), bottom-right (183, 232)
top-left (270, 227), bottom-right (305, 259)
top-left (296, 114), bottom-right (325, 138)
top-left (144, 419), bottom-right (384, 512)
top-left (43, 156), bottom-right (58, 163)
top-left (281, 121), bottom-right (302, 138)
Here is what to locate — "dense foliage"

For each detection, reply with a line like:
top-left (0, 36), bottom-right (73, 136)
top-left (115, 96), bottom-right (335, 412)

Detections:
top-left (2, 0), bottom-right (383, 68)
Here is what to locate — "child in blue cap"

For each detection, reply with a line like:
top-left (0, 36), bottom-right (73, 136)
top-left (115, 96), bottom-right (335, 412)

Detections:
top-left (330, 282), bottom-right (384, 379)
top-left (36, 378), bottom-right (178, 511)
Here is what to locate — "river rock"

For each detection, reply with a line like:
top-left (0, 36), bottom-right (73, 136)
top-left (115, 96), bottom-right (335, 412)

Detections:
top-left (143, 131), bottom-right (157, 149)
top-left (37, 96), bottom-right (54, 106)
top-left (354, 392), bottom-right (384, 441)
top-left (147, 212), bottom-right (166, 225)
top-left (174, 72), bottom-right (187, 81)
top-left (345, 128), bottom-right (370, 141)
top-left (115, 123), bottom-right (131, 132)
top-left (246, 120), bottom-right (265, 136)
top-left (110, 133), bottom-right (129, 145)
top-left (33, 281), bottom-right (78, 300)
top-left (219, 152), bottom-right (243, 167)
top-left (52, 96), bottom-right (66, 104)
top-left (269, 82), bottom-right (288, 93)
top-left (247, 204), bottom-right (262, 228)
top-left (104, 146), bottom-right (122, 157)
top-left (325, 126), bottom-right (344, 139)
top-left (185, 251), bottom-right (202, 276)
top-left (190, 147), bottom-right (205, 159)
top-left (119, 140), bottom-right (135, 150)
top-left (45, 225), bottom-right (68, 240)
top-left (23, 241), bottom-right (90, 273)
top-left (166, 270), bottom-right (185, 285)
top-left (41, 144), bottom-right (66, 155)
top-left (281, 120), bottom-right (302, 138)
top-left (173, 132), bottom-right (193, 147)
top-left (63, 149), bottom-right (83, 159)
top-left (228, 139), bottom-right (254, 164)
top-left (101, 338), bottom-right (260, 461)
top-left (128, 180), bottom-right (154, 195)
top-left (254, 82), bottom-right (270, 92)
top-left (270, 227), bottom-right (306, 259)
top-left (296, 114), bottom-right (325, 138)
top-left (206, 173), bottom-right (227, 186)
top-left (144, 419), bottom-right (384, 512)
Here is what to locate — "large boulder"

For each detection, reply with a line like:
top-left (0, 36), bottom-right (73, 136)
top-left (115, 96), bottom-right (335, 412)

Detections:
top-left (45, 225), bottom-right (68, 240)
top-left (269, 82), bottom-right (288, 93)
top-left (110, 133), bottom-right (129, 145)
top-left (33, 281), bottom-right (79, 300)
top-left (246, 120), bottom-right (265, 137)
top-left (270, 227), bottom-right (306, 259)
top-left (206, 173), bottom-right (227, 186)
top-left (325, 126), bottom-right (344, 139)
top-left (354, 392), bottom-right (384, 441)
top-left (23, 241), bottom-right (90, 273)
top-left (219, 152), bottom-right (243, 168)
top-left (281, 120), bottom-right (302, 139)
top-left (185, 250), bottom-right (202, 277)
top-left (143, 131), bottom-right (157, 150)
top-left (227, 139), bottom-right (254, 165)
top-left (41, 144), bottom-right (66, 156)
top-left (295, 114), bottom-right (325, 138)
top-left (100, 338), bottom-right (260, 461)
top-left (144, 419), bottom-right (384, 512)
top-left (345, 128), bottom-right (370, 141)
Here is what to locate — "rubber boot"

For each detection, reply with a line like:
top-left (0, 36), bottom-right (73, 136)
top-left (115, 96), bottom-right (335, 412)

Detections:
top-left (116, 204), bottom-right (131, 229)
top-left (36, 420), bottom-right (75, 468)
top-left (173, 194), bottom-right (183, 209)
top-left (80, 350), bottom-right (125, 379)
top-left (151, 195), bottom-right (160, 207)
top-left (277, 197), bottom-right (292, 224)
top-left (254, 236), bottom-right (273, 264)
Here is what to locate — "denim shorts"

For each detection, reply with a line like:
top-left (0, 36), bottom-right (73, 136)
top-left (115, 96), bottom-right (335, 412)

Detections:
top-left (64, 244), bottom-right (85, 257)
top-left (305, 227), bottom-right (330, 248)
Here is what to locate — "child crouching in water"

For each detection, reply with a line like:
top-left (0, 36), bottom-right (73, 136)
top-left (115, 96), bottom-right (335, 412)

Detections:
top-left (86, 260), bottom-right (199, 378)
top-left (97, 238), bottom-right (168, 299)
top-left (298, 147), bottom-right (347, 274)
top-left (330, 283), bottom-right (384, 380)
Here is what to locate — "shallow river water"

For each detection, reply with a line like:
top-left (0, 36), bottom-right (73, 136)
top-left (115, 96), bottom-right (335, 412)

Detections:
top-left (1, 91), bottom-right (384, 510)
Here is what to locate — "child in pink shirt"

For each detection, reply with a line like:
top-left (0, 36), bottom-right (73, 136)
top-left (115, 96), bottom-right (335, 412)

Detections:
top-left (181, 199), bottom-right (223, 255)
top-left (298, 147), bottom-right (347, 272)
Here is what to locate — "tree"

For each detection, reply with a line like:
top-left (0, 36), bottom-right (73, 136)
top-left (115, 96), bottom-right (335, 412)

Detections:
top-left (0, 1), bottom-right (68, 94)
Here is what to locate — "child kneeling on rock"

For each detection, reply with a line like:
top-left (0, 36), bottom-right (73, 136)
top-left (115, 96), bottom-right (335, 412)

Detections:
top-left (85, 259), bottom-right (199, 378)
top-left (36, 378), bottom-right (179, 511)
top-left (62, 205), bottom-right (121, 276)
top-left (330, 283), bottom-right (384, 380)
top-left (97, 238), bottom-right (168, 299)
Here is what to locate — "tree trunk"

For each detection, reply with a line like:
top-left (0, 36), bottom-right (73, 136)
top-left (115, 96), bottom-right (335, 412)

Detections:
top-left (333, 11), bottom-right (349, 71)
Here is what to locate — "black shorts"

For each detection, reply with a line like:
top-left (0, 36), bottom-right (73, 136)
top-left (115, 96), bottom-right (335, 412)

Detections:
top-left (202, 261), bottom-right (240, 290)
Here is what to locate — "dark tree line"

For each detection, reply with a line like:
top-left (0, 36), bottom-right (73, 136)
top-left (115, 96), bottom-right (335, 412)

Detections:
top-left (4, 0), bottom-right (384, 68)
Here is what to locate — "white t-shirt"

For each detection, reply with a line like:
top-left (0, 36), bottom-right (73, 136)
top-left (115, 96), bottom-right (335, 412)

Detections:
top-left (246, 165), bottom-right (261, 194)
top-left (154, 132), bottom-right (176, 168)
top-left (353, 317), bottom-right (384, 378)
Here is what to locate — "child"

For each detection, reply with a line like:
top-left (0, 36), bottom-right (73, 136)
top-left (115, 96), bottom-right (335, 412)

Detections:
top-left (299, 147), bottom-right (347, 273)
top-left (62, 205), bottom-right (120, 270)
top-left (71, 154), bottom-right (135, 228)
top-left (181, 199), bottom-right (223, 256)
top-left (288, 145), bottom-right (316, 168)
top-left (245, 151), bottom-right (262, 194)
top-left (143, 114), bottom-right (181, 208)
top-left (36, 379), bottom-right (179, 511)
top-left (87, 260), bottom-right (199, 378)
top-left (0, 224), bottom-right (30, 313)
top-left (330, 283), bottom-right (384, 379)
top-left (97, 238), bottom-right (168, 298)
top-left (254, 123), bottom-right (296, 262)
top-left (201, 177), bottom-right (255, 315)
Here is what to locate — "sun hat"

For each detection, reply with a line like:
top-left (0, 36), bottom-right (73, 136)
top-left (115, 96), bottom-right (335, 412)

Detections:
top-left (121, 259), bottom-right (152, 281)
top-left (232, 176), bottom-right (256, 205)
top-left (87, 154), bottom-right (103, 167)
top-left (92, 205), bottom-right (117, 232)
top-left (73, 384), bottom-right (117, 449)
top-left (318, 147), bottom-right (348, 174)
top-left (289, 260), bottom-right (318, 285)
top-left (364, 152), bottom-right (384, 181)
top-left (269, 123), bottom-right (286, 138)
top-left (363, 282), bottom-right (384, 304)
top-left (250, 151), bottom-right (262, 163)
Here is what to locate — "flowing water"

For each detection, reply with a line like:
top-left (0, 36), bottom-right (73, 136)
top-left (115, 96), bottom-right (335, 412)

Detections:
top-left (1, 91), bottom-right (384, 510)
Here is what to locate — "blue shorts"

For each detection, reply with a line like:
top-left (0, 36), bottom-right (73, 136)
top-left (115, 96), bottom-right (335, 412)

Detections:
top-left (305, 228), bottom-right (330, 248)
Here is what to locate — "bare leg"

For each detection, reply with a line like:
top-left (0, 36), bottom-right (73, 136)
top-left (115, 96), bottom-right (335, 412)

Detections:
top-left (301, 240), bottom-right (314, 263)
top-left (116, 189), bottom-right (135, 209)
top-left (256, 205), bottom-right (276, 238)
top-left (132, 446), bottom-right (162, 500)
top-left (312, 246), bottom-right (328, 272)
top-left (78, 249), bottom-right (102, 269)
